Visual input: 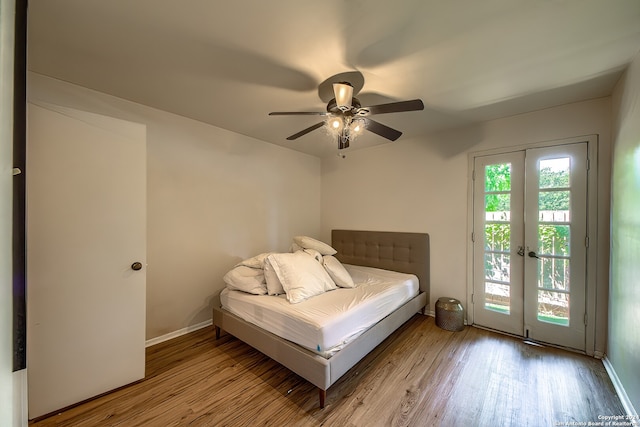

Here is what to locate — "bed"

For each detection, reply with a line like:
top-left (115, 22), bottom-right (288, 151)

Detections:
top-left (212, 229), bottom-right (430, 408)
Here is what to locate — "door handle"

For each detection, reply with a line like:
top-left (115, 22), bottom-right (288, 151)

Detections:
top-left (131, 262), bottom-right (143, 271)
top-left (528, 251), bottom-right (540, 259)
top-left (517, 246), bottom-right (525, 257)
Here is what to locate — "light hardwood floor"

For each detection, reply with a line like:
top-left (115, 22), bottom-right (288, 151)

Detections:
top-left (31, 315), bottom-right (625, 426)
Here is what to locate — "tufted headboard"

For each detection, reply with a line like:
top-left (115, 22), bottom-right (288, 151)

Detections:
top-left (331, 230), bottom-right (430, 300)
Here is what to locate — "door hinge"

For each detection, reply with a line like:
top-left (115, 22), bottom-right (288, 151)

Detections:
top-left (585, 236), bottom-right (590, 248)
top-left (12, 167), bottom-right (22, 176)
top-left (586, 158), bottom-right (591, 171)
top-left (584, 313), bottom-right (588, 326)
top-left (471, 294), bottom-right (474, 304)
top-left (472, 169), bottom-right (476, 181)
top-left (471, 232), bottom-right (475, 242)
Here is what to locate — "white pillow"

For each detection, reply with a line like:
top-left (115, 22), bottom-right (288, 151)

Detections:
top-left (303, 248), bottom-right (323, 263)
top-left (263, 257), bottom-right (285, 295)
top-left (236, 252), bottom-right (273, 269)
top-left (323, 255), bottom-right (355, 288)
top-left (267, 251), bottom-right (337, 304)
top-left (293, 236), bottom-right (337, 256)
top-left (223, 266), bottom-right (267, 295)
top-left (289, 242), bottom-right (303, 252)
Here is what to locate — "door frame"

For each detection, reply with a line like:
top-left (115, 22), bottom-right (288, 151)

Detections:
top-left (466, 135), bottom-right (599, 356)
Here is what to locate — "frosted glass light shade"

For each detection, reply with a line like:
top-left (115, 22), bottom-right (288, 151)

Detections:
top-left (333, 82), bottom-right (353, 110)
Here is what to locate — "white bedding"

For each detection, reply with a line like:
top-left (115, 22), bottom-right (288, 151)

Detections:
top-left (220, 264), bottom-right (419, 358)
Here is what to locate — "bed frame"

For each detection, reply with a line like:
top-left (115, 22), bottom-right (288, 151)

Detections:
top-left (212, 229), bottom-right (430, 408)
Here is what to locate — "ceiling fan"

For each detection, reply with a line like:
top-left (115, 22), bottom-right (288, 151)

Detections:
top-left (269, 82), bottom-right (424, 150)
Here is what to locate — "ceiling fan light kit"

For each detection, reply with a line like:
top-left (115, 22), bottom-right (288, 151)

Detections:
top-left (269, 77), bottom-right (425, 153)
top-left (328, 116), bottom-right (343, 130)
top-left (326, 115), bottom-right (365, 148)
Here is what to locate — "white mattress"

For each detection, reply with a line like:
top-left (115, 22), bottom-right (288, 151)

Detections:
top-left (220, 264), bottom-right (419, 358)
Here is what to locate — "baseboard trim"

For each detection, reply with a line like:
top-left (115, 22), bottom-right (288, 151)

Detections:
top-left (13, 369), bottom-right (27, 427)
top-left (602, 356), bottom-right (638, 417)
top-left (145, 319), bottom-right (213, 348)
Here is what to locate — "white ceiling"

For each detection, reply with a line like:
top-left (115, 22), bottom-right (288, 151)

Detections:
top-left (27, 0), bottom-right (640, 157)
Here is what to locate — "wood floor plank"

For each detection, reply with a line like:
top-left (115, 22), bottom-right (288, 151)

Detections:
top-left (30, 316), bottom-right (626, 426)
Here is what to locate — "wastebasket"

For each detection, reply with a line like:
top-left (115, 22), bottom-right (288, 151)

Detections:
top-left (435, 297), bottom-right (464, 331)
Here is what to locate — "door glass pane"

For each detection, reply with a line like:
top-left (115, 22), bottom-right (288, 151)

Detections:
top-left (537, 290), bottom-right (569, 326)
top-left (484, 253), bottom-right (510, 282)
top-left (537, 257), bottom-right (570, 291)
top-left (485, 282), bottom-right (510, 314)
top-left (538, 225), bottom-right (570, 256)
top-left (485, 194), bottom-right (510, 218)
top-left (485, 163), bottom-right (511, 191)
top-left (484, 163), bottom-right (512, 315)
top-left (536, 156), bottom-right (571, 327)
top-left (539, 190), bottom-right (570, 214)
top-left (484, 224), bottom-right (510, 251)
top-left (539, 158), bottom-right (570, 188)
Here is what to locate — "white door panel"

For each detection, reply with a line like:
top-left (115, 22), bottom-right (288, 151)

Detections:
top-left (27, 103), bottom-right (146, 419)
top-left (472, 151), bottom-right (525, 336)
top-left (523, 143), bottom-right (587, 349)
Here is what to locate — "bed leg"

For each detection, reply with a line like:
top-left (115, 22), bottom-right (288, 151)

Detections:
top-left (215, 325), bottom-right (221, 340)
top-left (319, 389), bottom-right (326, 409)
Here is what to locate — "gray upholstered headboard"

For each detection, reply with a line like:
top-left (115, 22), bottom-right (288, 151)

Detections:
top-left (331, 230), bottom-right (430, 300)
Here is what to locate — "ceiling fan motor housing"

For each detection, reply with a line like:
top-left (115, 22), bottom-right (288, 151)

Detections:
top-left (326, 97), bottom-right (362, 115)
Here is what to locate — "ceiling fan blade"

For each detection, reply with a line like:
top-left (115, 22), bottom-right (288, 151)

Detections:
top-left (269, 111), bottom-right (328, 116)
top-left (286, 122), bottom-right (325, 140)
top-left (359, 99), bottom-right (424, 116)
top-left (363, 118), bottom-right (402, 141)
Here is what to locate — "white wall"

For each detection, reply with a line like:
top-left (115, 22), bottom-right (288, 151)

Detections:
top-left (321, 97), bottom-right (612, 353)
top-left (610, 50), bottom-right (640, 415)
top-left (28, 73), bottom-right (322, 340)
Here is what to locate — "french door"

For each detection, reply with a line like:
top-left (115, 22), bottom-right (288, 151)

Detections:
top-left (472, 142), bottom-right (588, 351)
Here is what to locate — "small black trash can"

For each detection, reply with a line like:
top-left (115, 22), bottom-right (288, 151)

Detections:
top-left (435, 297), bottom-right (465, 331)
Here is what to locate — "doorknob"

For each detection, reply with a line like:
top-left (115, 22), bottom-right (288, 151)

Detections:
top-left (131, 262), bottom-right (143, 271)
top-left (528, 251), bottom-right (540, 259)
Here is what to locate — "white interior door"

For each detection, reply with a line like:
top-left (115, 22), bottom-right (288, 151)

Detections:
top-left (27, 103), bottom-right (146, 419)
top-left (473, 142), bottom-right (588, 351)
